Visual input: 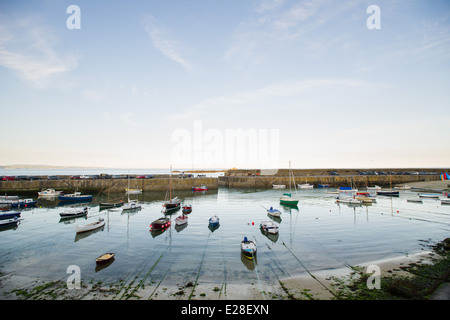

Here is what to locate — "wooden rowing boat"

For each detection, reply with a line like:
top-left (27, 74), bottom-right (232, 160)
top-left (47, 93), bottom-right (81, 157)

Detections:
top-left (75, 218), bottom-right (105, 234)
top-left (96, 253), bottom-right (115, 265)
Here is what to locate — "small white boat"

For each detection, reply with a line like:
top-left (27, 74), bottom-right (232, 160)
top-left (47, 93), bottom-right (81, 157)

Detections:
top-left (367, 185), bottom-right (381, 191)
top-left (418, 193), bottom-right (441, 198)
top-left (175, 214), bottom-right (188, 225)
top-left (337, 197), bottom-right (362, 205)
top-left (75, 218), bottom-right (105, 233)
top-left (394, 185), bottom-right (411, 190)
top-left (122, 199), bottom-right (142, 210)
top-left (38, 189), bottom-right (63, 196)
top-left (260, 221), bottom-right (279, 234)
top-left (355, 196), bottom-right (376, 203)
top-left (267, 207), bottom-right (281, 217)
top-left (298, 183), bottom-right (313, 189)
top-left (407, 199), bottom-right (423, 203)
top-left (273, 184), bottom-right (286, 189)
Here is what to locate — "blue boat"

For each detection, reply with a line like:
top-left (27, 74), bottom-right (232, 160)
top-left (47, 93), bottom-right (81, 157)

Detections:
top-left (0, 217), bottom-right (20, 229)
top-left (8, 199), bottom-right (36, 208)
top-left (0, 210), bottom-right (21, 220)
top-left (209, 215), bottom-right (220, 227)
top-left (58, 192), bottom-right (93, 202)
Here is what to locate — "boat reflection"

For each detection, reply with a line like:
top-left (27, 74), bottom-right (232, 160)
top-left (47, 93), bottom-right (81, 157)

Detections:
top-left (241, 253), bottom-right (257, 270)
top-left (74, 225), bottom-right (105, 242)
top-left (175, 222), bottom-right (188, 233)
top-left (95, 257), bottom-right (115, 272)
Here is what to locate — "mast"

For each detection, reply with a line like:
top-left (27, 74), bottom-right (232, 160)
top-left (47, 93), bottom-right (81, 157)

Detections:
top-left (169, 165), bottom-right (172, 200)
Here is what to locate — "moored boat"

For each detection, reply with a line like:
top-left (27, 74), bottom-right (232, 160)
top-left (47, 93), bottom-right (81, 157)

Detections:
top-left (273, 184), bottom-right (286, 189)
top-left (175, 214), bottom-right (188, 225)
top-left (418, 193), bottom-right (441, 198)
top-left (209, 215), bottom-right (220, 227)
top-left (394, 185), bottom-right (411, 190)
top-left (182, 205), bottom-right (192, 214)
top-left (38, 189), bottom-right (63, 196)
top-left (241, 237), bottom-right (257, 259)
top-left (96, 253), bottom-right (115, 265)
top-left (0, 217), bottom-right (21, 229)
top-left (59, 207), bottom-right (88, 218)
top-left (0, 210), bottom-right (21, 220)
top-left (150, 217), bottom-right (171, 230)
top-left (298, 183), bottom-right (313, 189)
top-left (192, 185), bottom-right (208, 192)
top-left (58, 192), bottom-right (93, 202)
top-left (75, 218), bottom-right (105, 234)
top-left (260, 221), bottom-right (279, 234)
top-left (125, 188), bottom-right (142, 195)
top-left (7, 198), bottom-right (37, 208)
top-left (122, 199), bottom-right (142, 211)
top-left (266, 206), bottom-right (281, 217)
top-left (336, 197), bottom-right (362, 205)
top-left (377, 190), bottom-right (399, 196)
top-left (441, 199), bottom-right (450, 205)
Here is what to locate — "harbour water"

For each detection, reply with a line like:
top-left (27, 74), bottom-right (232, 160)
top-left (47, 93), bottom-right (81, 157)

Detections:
top-left (1, 186), bottom-right (450, 298)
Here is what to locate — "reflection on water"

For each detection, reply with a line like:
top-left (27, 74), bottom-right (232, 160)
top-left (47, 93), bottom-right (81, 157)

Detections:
top-left (1, 187), bottom-right (450, 289)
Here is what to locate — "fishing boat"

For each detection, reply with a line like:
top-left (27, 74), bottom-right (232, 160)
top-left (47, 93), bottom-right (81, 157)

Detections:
top-left (163, 166), bottom-right (181, 211)
top-left (280, 161), bottom-right (299, 206)
top-left (192, 185), bottom-right (208, 192)
top-left (96, 253), bottom-right (115, 265)
top-left (318, 184), bottom-right (330, 188)
top-left (266, 206), bottom-right (281, 217)
top-left (0, 217), bottom-right (21, 229)
top-left (209, 215), bottom-right (220, 227)
top-left (122, 199), bottom-right (142, 211)
top-left (260, 221), bottom-right (279, 234)
top-left (241, 237), bottom-right (257, 259)
top-left (298, 183), bottom-right (313, 189)
top-left (38, 189), bottom-right (63, 196)
top-left (150, 217), bottom-right (171, 230)
top-left (58, 192), bottom-right (93, 202)
top-left (175, 214), bottom-right (188, 226)
top-left (339, 187), bottom-right (358, 198)
top-left (407, 199), bottom-right (423, 203)
top-left (75, 218), bottom-right (105, 234)
top-left (441, 199), bottom-right (450, 205)
top-left (6, 198), bottom-right (37, 208)
top-left (0, 210), bottom-right (21, 220)
top-left (418, 193), bottom-right (440, 198)
top-left (273, 184), bottom-right (286, 189)
top-left (182, 205), bottom-right (192, 214)
top-left (59, 207), bottom-right (88, 218)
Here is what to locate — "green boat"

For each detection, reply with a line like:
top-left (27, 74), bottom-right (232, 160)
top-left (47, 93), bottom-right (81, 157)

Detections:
top-left (280, 161), bottom-right (299, 206)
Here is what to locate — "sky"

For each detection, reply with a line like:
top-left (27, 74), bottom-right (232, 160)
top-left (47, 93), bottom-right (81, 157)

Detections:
top-left (0, 0), bottom-right (449, 170)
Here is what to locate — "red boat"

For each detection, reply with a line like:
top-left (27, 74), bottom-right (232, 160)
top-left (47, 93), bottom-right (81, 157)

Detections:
top-left (192, 185), bottom-right (208, 192)
top-left (150, 217), bottom-right (171, 230)
top-left (182, 205), bottom-right (192, 214)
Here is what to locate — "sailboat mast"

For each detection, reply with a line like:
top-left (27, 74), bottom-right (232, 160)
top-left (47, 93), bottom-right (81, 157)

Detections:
top-left (169, 165), bottom-right (172, 200)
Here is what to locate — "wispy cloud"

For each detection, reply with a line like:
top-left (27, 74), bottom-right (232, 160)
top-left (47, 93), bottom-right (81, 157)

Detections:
top-left (143, 15), bottom-right (193, 72)
top-left (0, 15), bottom-right (78, 88)
top-left (224, 0), bottom-right (360, 67)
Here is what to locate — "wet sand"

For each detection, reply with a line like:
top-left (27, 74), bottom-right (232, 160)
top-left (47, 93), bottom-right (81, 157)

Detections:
top-left (0, 250), bottom-right (437, 300)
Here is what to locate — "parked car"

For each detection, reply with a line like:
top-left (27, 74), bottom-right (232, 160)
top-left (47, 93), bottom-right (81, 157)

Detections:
top-left (2, 176), bottom-right (16, 181)
top-left (136, 175), bottom-right (146, 179)
top-left (48, 175), bottom-right (61, 180)
top-left (71, 175), bottom-right (81, 179)
top-left (145, 174), bottom-right (154, 179)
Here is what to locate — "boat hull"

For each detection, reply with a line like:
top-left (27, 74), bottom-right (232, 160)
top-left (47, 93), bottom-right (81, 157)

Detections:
top-left (75, 219), bottom-right (105, 233)
top-left (241, 239), bottom-right (257, 259)
top-left (150, 218), bottom-right (171, 230)
top-left (0, 211), bottom-right (21, 220)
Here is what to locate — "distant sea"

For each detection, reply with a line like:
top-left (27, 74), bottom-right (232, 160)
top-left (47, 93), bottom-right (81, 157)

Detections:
top-left (0, 168), bottom-right (226, 178)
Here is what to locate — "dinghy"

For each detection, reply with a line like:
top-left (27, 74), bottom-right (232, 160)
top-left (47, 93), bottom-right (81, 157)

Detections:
top-left (241, 237), bottom-right (257, 259)
top-left (75, 218), bottom-right (105, 234)
top-left (96, 253), bottom-right (115, 265)
top-left (182, 205), bottom-right (192, 214)
top-left (418, 193), bottom-right (440, 198)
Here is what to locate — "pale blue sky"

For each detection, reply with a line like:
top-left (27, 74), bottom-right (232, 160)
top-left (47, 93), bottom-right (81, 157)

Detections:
top-left (1, 0), bottom-right (449, 169)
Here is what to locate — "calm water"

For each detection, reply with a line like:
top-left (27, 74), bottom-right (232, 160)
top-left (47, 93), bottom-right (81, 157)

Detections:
top-left (1, 187), bottom-right (450, 292)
